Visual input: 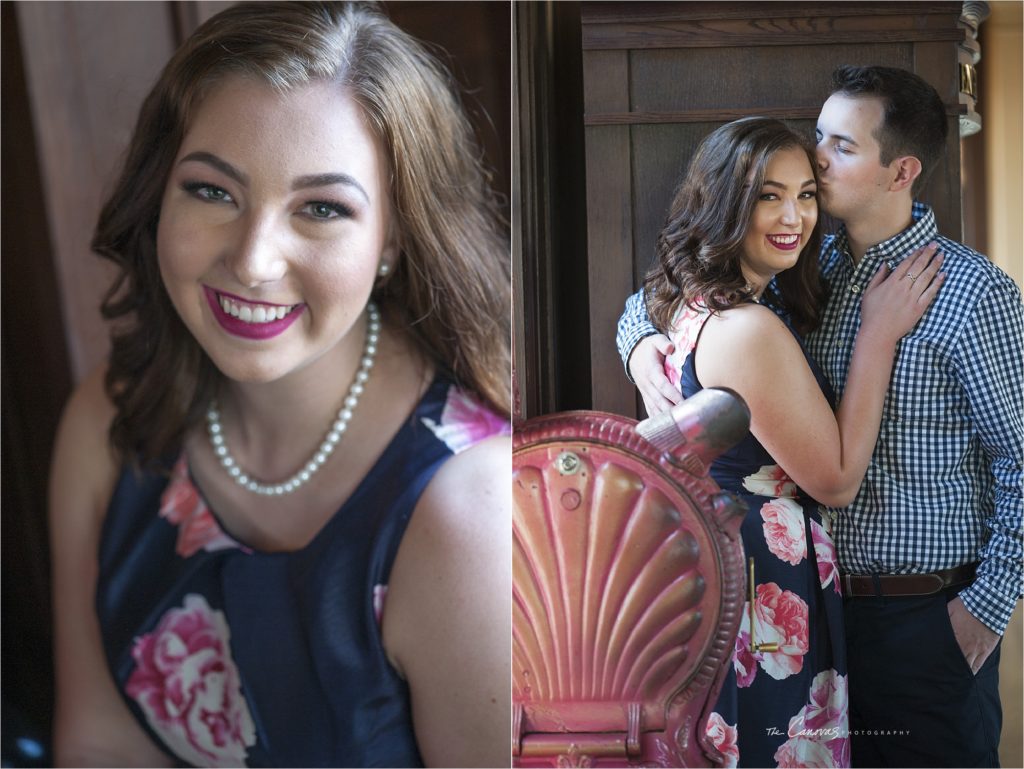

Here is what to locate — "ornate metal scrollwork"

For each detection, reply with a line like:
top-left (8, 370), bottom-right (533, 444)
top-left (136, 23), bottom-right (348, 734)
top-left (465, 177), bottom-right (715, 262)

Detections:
top-left (958, 1), bottom-right (990, 136)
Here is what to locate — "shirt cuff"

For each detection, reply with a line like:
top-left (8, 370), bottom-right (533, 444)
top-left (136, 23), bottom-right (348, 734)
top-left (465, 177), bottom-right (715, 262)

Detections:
top-left (958, 573), bottom-right (1019, 636)
top-left (620, 327), bottom-right (658, 384)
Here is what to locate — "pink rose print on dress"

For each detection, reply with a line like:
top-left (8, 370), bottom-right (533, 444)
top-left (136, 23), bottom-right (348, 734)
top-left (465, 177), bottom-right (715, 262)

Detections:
top-left (421, 386), bottom-right (510, 455)
top-left (373, 584), bottom-right (389, 627)
top-left (810, 519), bottom-right (842, 595)
top-left (704, 712), bottom-right (739, 768)
top-left (773, 736), bottom-right (839, 768)
top-left (126, 594), bottom-right (256, 767)
top-left (794, 670), bottom-right (848, 735)
top-left (668, 303), bottom-right (709, 356)
top-left (160, 457), bottom-right (246, 559)
top-left (760, 498), bottom-right (807, 565)
top-left (752, 583), bottom-right (809, 680)
top-left (775, 670), bottom-right (850, 767)
top-left (733, 626), bottom-right (758, 688)
top-left (742, 464), bottom-right (798, 498)
top-left (663, 303), bottom-right (710, 387)
top-left (664, 354), bottom-right (683, 390)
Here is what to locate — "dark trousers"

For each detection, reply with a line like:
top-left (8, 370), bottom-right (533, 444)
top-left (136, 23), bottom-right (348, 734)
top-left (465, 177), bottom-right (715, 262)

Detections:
top-left (844, 588), bottom-right (1002, 768)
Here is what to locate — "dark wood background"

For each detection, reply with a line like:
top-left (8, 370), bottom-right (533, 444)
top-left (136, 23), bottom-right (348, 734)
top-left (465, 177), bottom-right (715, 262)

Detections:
top-left (514, 1), bottom-right (969, 421)
top-left (1, 0), bottom-right (509, 750)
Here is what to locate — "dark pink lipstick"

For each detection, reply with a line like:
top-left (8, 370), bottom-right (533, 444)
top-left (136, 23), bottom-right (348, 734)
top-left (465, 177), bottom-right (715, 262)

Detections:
top-left (766, 234), bottom-right (801, 252)
top-left (203, 285), bottom-right (305, 340)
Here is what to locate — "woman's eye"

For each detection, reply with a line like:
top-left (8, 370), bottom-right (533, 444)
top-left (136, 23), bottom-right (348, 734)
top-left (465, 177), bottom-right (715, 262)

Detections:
top-left (836, 145), bottom-right (851, 155)
top-left (301, 201), bottom-right (354, 220)
top-left (800, 191), bottom-right (818, 199)
top-left (759, 193), bottom-right (778, 201)
top-left (183, 182), bottom-right (233, 203)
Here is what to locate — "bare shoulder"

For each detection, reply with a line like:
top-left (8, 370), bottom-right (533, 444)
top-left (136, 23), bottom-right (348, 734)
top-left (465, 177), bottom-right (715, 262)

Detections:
top-left (57, 362), bottom-right (117, 443)
top-left (697, 304), bottom-right (806, 387)
top-left (386, 433), bottom-right (511, 609)
top-left (50, 366), bottom-right (176, 765)
top-left (417, 433), bottom-right (510, 530)
top-left (50, 361), bottom-right (120, 523)
top-left (702, 302), bottom-right (791, 347)
top-left (381, 433), bottom-right (511, 767)
top-left (700, 303), bottom-right (802, 364)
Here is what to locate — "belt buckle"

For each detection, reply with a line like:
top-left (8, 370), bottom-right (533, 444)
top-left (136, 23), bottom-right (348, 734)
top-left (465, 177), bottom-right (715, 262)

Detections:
top-left (840, 573), bottom-right (861, 596)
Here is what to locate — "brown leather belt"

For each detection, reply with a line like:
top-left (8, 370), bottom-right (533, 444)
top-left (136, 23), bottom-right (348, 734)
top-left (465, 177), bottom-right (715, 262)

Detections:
top-left (841, 563), bottom-right (978, 598)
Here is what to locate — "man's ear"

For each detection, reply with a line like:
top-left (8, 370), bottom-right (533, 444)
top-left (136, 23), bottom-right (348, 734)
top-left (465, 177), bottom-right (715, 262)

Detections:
top-left (888, 155), bottom-right (922, 193)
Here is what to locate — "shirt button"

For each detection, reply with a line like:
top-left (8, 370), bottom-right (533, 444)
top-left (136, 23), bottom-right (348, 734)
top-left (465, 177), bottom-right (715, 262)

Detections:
top-left (849, 284), bottom-right (862, 294)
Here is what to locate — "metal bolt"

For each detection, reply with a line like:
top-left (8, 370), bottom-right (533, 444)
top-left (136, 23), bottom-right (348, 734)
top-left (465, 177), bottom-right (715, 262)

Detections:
top-left (555, 451), bottom-right (581, 475)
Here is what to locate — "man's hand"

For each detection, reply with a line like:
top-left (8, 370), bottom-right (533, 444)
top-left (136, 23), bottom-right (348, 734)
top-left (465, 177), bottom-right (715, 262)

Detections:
top-left (628, 334), bottom-right (681, 416)
top-left (947, 596), bottom-right (1000, 674)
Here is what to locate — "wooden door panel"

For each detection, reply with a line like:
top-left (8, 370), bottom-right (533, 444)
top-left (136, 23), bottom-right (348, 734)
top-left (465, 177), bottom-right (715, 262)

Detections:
top-left (628, 44), bottom-right (915, 114)
top-left (584, 124), bottom-right (635, 417)
top-left (584, 49), bottom-right (634, 416)
top-left (629, 123), bottom-right (718, 284)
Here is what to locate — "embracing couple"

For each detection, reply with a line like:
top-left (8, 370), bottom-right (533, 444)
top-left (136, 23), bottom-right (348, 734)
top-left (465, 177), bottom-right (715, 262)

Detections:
top-left (617, 65), bottom-right (1022, 768)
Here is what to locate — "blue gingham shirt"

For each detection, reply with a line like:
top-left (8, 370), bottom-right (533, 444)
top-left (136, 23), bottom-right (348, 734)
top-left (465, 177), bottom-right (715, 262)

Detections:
top-left (615, 203), bottom-right (1023, 634)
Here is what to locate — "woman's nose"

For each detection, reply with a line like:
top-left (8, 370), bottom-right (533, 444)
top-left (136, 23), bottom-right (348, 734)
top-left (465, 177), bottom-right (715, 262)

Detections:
top-left (224, 214), bottom-right (287, 287)
top-left (779, 198), bottom-right (800, 225)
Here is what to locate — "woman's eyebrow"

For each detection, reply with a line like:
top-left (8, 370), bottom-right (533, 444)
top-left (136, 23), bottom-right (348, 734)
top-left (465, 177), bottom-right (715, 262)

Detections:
top-left (292, 173), bottom-right (370, 204)
top-left (763, 179), bottom-right (817, 189)
top-left (179, 151), bottom-right (248, 186)
top-left (177, 153), bottom-right (370, 205)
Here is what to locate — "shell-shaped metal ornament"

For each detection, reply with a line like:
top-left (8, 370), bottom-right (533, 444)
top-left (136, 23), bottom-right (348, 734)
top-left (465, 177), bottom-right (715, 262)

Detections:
top-left (514, 456), bottom-right (707, 704)
top-left (513, 400), bottom-right (748, 766)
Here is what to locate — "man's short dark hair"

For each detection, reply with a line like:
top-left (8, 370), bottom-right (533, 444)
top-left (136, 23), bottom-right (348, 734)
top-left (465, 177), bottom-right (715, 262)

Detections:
top-left (830, 65), bottom-right (948, 196)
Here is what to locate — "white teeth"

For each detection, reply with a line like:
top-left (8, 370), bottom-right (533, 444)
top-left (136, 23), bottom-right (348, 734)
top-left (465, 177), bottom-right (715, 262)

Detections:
top-left (769, 234), bottom-right (799, 245)
top-left (217, 293), bottom-right (295, 324)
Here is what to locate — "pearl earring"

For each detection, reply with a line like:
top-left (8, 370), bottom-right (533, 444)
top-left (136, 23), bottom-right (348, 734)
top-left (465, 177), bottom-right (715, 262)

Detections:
top-left (377, 263), bottom-right (391, 277)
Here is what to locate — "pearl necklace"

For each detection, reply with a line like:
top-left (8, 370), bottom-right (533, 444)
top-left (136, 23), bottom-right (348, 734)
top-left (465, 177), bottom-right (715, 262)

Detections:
top-left (206, 302), bottom-right (381, 496)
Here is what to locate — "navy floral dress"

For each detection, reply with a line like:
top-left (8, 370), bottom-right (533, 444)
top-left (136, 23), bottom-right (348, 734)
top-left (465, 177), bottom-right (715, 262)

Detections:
top-left (95, 376), bottom-right (509, 768)
top-left (664, 303), bottom-right (850, 768)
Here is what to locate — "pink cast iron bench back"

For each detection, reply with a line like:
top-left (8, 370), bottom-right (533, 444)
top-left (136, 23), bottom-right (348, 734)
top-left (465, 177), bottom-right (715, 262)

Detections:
top-left (512, 389), bottom-right (750, 767)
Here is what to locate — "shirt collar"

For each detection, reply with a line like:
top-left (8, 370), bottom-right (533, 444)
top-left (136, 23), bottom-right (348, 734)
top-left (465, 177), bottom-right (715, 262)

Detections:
top-left (832, 201), bottom-right (938, 267)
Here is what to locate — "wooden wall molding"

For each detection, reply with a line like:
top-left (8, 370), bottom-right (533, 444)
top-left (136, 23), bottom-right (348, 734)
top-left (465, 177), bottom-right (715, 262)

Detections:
top-left (585, 103), bottom-right (966, 126)
top-left (514, 2), bottom-right (590, 420)
top-left (583, 21), bottom-right (963, 51)
top-left (581, 3), bottom-right (965, 51)
top-left (581, 2), bottom-right (967, 25)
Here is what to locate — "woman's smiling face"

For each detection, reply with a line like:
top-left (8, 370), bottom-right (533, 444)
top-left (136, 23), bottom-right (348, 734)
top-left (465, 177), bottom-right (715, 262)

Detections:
top-left (157, 75), bottom-right (395, 384)
top-left (740, 145), bottom-right (818, 292)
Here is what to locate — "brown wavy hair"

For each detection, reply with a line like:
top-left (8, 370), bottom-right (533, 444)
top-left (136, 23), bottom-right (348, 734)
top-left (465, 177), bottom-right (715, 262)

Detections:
top-left (645, 117), bottom-right (826, 336)
top-left (94, 1), bottom-right (510, 464)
